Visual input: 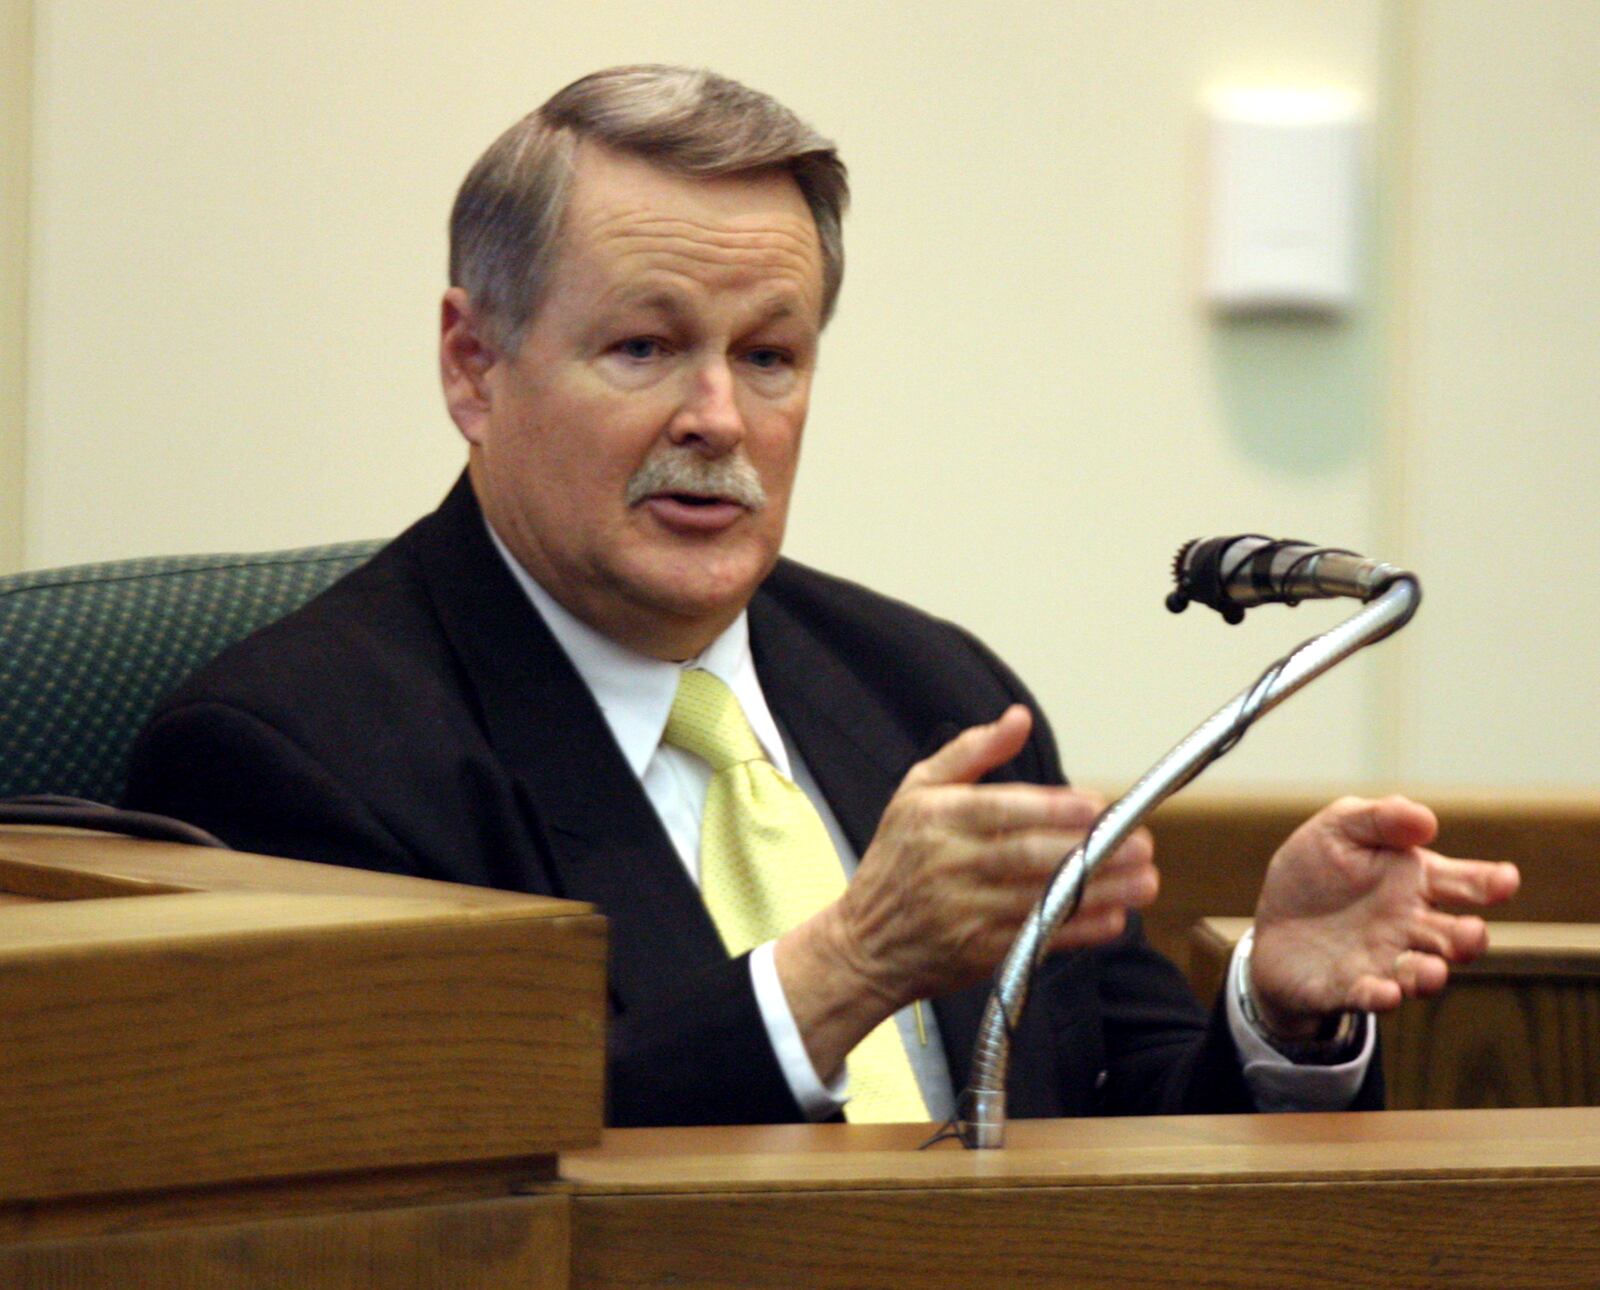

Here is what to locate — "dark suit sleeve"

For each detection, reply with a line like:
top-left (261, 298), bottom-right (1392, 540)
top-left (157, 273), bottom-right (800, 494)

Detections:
top-left (126, 701), bottom-right (424, 877)
top-left (1097, 934), bottom-right (1382, 1113)
top-left (127, 701), bottom-right (809, 1128)
top-left (1092, 927), bottom-right (1253, 1113)
top-left (604, 960), bottom-right (806, 1126)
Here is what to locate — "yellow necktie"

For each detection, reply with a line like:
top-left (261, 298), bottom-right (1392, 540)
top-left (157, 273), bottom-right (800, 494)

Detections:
top-left (664, 668), bottom-right (928, 1124)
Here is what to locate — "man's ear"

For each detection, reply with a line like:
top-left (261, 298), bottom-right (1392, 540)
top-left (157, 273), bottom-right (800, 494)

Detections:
top-left (440, 288), bottom-right (501, 445)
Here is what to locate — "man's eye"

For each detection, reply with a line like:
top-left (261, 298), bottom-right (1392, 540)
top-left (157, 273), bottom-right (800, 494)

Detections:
top-left (745, 347), bottom-right (789, 370)
top-left (616, 337), bottom-right (662, 360)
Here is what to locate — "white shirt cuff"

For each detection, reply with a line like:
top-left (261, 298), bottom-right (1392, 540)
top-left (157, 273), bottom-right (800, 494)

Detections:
top-left (1226, 926), bottom-right (1376, 1112)
top-left (749, 940), bottom-right (848, 1120)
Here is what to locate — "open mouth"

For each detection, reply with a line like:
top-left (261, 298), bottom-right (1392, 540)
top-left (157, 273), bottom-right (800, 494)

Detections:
top-left (666, 492), bottom-right (734, 507)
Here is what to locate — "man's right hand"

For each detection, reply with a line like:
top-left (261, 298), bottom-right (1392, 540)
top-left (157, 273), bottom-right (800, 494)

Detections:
top-left (775, 704), bottom-right (1158, 1081)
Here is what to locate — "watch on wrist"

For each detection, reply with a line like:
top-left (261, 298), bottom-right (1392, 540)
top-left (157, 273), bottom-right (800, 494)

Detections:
top-left (1237, 952), bottom-right (1364, 1065)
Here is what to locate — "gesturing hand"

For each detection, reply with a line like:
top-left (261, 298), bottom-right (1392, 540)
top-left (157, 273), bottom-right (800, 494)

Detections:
top-left (1249, 795), bottom-right (1521, 1039)
top-left (776, 704), bottom-right (1157, 1078)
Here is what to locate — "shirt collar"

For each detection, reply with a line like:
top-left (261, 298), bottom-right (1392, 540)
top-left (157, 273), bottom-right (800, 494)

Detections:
top-left (485, 519), bottom-right (792, 780)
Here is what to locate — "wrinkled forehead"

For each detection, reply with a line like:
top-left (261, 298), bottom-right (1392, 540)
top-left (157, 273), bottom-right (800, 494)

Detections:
top-left (550, 144), bottom-right (825, 316)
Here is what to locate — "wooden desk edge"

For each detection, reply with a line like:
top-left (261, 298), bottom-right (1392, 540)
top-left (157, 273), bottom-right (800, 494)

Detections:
top-left (560, 1107), bottom-right (1600, 1195)
top-left (0, 826), bottom-right (575, 911)
top-left (1193, 915), bottom-right (1600, 977)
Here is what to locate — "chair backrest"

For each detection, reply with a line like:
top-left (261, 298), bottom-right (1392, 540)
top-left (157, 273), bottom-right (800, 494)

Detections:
top-left (0, 541), bottom-right (383, 804)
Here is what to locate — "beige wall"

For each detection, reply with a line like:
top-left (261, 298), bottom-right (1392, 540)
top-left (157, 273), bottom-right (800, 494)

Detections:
top-left (0, 0), bottom-right (27, 573)
top-left (1396, 0), bottom-right (1600, 786)
top-left (8, 1), bottom-right (1597, 790)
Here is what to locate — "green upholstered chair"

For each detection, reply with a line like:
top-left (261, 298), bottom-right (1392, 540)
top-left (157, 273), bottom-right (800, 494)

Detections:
top-left (0, 540), bottom-right (383, 806)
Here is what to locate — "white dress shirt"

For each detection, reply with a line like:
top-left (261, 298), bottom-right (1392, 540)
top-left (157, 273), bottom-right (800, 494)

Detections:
top-left (487, 524), bottom-right (1373, 1117)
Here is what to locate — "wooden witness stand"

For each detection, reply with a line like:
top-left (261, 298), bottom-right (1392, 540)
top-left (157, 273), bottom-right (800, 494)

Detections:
top-left (5, 827), bottom-right (1600, 1287)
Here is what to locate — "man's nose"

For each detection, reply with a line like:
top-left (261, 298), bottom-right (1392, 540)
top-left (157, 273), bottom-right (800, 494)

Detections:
top-left (666, 359), bottom-right (745, 454)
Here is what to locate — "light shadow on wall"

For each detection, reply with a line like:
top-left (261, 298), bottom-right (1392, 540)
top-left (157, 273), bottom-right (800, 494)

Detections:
top-left (1210, 315), bottom-right (1375, 476)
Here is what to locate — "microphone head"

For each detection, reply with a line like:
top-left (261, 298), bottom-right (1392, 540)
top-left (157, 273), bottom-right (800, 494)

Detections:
top-left (1169, 535), bottom-right (1272, 623)
top-left (1165, 541), bottom-right (1197, 614)
top-left (1168, 535), bottom-right (1418, 630)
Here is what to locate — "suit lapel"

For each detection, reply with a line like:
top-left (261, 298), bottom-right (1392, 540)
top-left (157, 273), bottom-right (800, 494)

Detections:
top-left (748, 589), bottom-right (916, 860)
top-left (407, 476), bottom-right (727, 1013)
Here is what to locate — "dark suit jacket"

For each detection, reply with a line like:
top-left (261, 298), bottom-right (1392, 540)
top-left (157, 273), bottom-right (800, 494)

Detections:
top-left (126, 475), bottom-right (1368, 1126)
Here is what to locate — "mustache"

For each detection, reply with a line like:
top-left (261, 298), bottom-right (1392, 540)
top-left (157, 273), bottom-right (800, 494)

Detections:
top-left (625, 449), bottom-right (767, 512)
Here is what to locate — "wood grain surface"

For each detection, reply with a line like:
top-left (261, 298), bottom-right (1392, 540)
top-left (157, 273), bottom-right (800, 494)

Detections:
top-left (0, 1195), bottom-right (571, 1290)
top-left (563, 1110), bottom-right (1600, 1290)
top-left (572, 1178), bottom-right (1600, 1289)
top-left (563, 1107), bottom-right (1600, 1191)
top-left (0, 829), bottom-right (607, 1204)
top-left (1, 1158), bottom-right (558, 1246)
top-left (0, 825), bottom-right (571, 906)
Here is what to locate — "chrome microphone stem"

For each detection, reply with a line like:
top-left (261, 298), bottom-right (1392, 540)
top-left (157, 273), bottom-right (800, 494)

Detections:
top-left (1255, 550), bottom-right (1405, 607)
top-left (958, 574), bottom-right (1420, 1149)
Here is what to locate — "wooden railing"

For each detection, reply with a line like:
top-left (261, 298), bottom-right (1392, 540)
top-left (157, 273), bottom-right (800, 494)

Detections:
top-left (0, 826), bottom-right (605, 1287)
top-left (6, 819), bottom-right (1600, 1287)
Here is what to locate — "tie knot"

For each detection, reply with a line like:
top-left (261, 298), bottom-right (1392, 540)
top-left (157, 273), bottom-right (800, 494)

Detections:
top-left (664, 669), bottom-right (765, 772)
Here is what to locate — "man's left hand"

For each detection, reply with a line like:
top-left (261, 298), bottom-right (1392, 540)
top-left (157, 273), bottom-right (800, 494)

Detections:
top-left (1249, 796), bottom-right (1521, 1040)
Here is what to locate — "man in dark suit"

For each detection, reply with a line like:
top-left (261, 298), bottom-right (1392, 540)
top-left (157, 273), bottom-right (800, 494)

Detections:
top-left (125, 66), bottom-right (1518, 1128)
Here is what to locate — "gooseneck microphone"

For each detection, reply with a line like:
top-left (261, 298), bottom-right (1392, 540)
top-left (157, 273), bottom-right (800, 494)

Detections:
top-left (956, 533), bottom-right (1422, 1149)
top-left (1166, 534), bottom-right (1410, 624)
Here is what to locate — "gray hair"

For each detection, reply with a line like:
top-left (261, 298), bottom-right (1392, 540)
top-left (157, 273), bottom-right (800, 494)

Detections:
top-left (449, 65), bottom-right (849, 353)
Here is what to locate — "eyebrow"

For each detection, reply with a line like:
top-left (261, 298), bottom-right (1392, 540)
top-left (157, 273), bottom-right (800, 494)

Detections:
top-left (602, 289), bottom-right (813, 330)
top-left (606, 289), bottom-right (690, 320)
top-left (753, 295), bottom-right (802, 325)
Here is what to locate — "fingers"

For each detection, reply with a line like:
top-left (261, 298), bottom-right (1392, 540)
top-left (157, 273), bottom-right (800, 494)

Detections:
top-left (1334, 794), bottom-right (1438, 852)
top-left (1422, 853), bottom-right (1521, 908)
top-left (1348, 952), bottom-right (1447, 1012)
top-left (1407, 907), bottom-right (1490, 964)
top-left (921, 782), bottom-right (1101, 836)
top-left (861, 806), bottom-right (1154, 969)
top-left (1349, 932), bottom-right (1474, 1015)
top-left (1347, 974), bottom-right (1403, 1013)
top-left (1051, 904), bottom-right (1129, 951)
top-left (1046, 838), bottom-right (1159, 952)
top-left (1073, 840), bottom-right (1160, 911)
top-left (1323, 797), bottom-right (1518, 910)
top-left (950, 822), bottom-right (1090, 881)
top-left (854, 708), bottom-right (1165, 988)
top-left (902, 705), bottom-right (1033, 790)
top-left (1391, 949), bottom-right (1450, 998)
top-left (945, 823), bottom-right (1157, 906)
